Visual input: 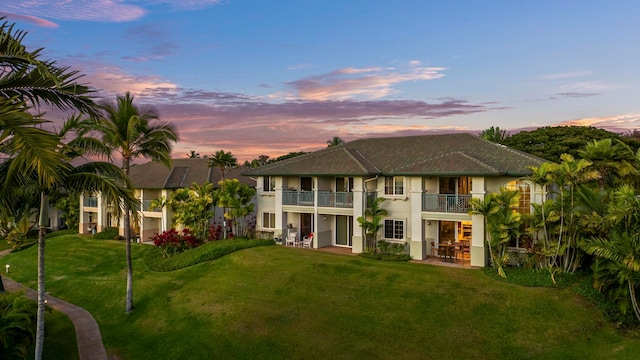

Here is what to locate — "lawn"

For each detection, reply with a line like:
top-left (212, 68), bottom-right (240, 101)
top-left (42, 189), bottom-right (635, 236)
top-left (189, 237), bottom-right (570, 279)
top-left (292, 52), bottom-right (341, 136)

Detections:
top-left (2, 235), bottom-right (640, 359)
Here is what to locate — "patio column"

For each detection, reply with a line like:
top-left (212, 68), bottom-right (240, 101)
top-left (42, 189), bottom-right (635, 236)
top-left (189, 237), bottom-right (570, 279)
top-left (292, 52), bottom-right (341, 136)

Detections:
top-left (351, 177), bottom-right (365, 253)
top-left (409, 177), bottom-right (426, 260)
top-left (470, 177), bottom-right (486, 267)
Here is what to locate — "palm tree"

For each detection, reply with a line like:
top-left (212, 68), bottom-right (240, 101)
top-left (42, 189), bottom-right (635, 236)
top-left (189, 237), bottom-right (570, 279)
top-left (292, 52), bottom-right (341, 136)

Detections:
top-left (357, 197), bottom-right (387, 250)
top-left (578, 138), bottom-right (636, 189)
top-left (1, 19), bottom-right (109, 359)
top-left (326, 136), bottom-right (345, 147)
top-left (186, 150), bottom-right (201, 158)
top-left (208, 150), bottom-right (237, 181)
top-left (479, 126), bottom-right (509, 143)
top-left (89, 92), bottom-right (178, 313)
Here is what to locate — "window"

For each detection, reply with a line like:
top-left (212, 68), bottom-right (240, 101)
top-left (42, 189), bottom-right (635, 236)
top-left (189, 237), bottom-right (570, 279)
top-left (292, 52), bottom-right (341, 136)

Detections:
top-left (384, 219), bottom-right (405, 240)
top-left (262, 212), bottom-right (276, 229)
top-left (384, 176), bottom-right (404, 195)
top-left (263, 176), bottom-right (275, 192)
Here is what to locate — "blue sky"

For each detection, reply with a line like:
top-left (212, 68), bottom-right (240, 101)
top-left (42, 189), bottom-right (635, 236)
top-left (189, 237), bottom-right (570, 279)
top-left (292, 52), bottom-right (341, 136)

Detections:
top-left (2, 1), bottom-right (639, 161)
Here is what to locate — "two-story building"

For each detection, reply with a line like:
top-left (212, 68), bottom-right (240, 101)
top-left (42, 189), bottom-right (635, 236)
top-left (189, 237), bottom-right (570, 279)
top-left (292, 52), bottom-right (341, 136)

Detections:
top-left (79, 158), bottom-right (256, 241)
top-left (243, 133), bottom-right (548, 267)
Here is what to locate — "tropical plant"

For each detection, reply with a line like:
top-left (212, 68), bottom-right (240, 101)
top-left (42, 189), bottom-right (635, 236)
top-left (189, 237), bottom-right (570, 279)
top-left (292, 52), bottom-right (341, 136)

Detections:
top-left (167, 182), bottom-right (217, 241)
top-left (54, 192), bottom-right (80, 229)
top-left (151, 228), bottom-right (199, 258)
top-left (0, 18), bottom-right (132, 359)
top-left (357, 197), bottom-right (387, 250)
top-left (87, 91), bottom-right (178, 313)
top-left (216, 179), bottom-right (256, 237)
top-left (0, 291), bottom-right (37, 360)
top-left (186, 150), bottom-right (201, 158)
top-left (479, 126), bottom-right (509, 143)
top-left (208, 150), bottom-right (237, 181)
top-left (326, 136), bottom-right (345, 147)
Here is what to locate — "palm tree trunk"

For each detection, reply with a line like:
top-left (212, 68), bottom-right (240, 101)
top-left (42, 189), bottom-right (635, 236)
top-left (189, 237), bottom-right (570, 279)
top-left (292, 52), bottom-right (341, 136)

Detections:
top-left (34, 192), bottom-right (48, 360)
top-left (628, 279), bottom-right (640, 322)
top-left (123, 158), bottom-right (134, 313)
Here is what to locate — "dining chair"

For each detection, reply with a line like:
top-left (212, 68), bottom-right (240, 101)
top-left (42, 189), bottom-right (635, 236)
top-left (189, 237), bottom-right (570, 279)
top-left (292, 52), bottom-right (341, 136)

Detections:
top-left (430, 242), bottom-right (440, 259)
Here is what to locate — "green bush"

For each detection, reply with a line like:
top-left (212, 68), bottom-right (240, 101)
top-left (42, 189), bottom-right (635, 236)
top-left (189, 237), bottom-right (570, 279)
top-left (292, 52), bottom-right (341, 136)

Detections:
top-left (481, 266), bottom-right (579, 288)
top-left (144, 238), bottom-right (275, 271)
top-left (92, 227), bottom-right (122, 240)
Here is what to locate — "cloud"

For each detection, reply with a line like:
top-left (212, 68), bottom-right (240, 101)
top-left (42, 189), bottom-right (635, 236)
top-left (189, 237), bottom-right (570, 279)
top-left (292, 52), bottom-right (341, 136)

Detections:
top-left (556, 81), bottom-right (612, 95)
top-left (121, 22), bottom-right (180, 60)
top-left (0, 12), bottom-right (58, 28)
top-left (541, 71), bottom-right (592, 80)
top-left (557, 114), bottom-right (640, 131)
top-left (284, 64), bottom-right (446, 101)
top-left (2, 0), bottom-right (222, 23)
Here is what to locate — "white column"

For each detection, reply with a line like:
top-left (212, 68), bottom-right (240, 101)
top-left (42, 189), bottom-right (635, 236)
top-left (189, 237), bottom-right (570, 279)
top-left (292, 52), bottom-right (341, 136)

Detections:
top-left (470, 177), bottom-right (486, 267)
top-left (409, 177), bottom-right (425, 260)
top-left (351, 177), bottom-right (365, 253)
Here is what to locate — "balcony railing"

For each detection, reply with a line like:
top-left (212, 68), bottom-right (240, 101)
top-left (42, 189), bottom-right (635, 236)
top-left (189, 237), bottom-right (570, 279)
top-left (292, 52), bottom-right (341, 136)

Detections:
top-left (317, 191), bottom-right (353, 208)
top-left (83, 197), bottom-right (98, 208)
top-left (283, 190), bottom-right (315, 206)
top-left (422, 194), bottom-right (471, 213)
top-left (142, 200), bottom-right (161, 212)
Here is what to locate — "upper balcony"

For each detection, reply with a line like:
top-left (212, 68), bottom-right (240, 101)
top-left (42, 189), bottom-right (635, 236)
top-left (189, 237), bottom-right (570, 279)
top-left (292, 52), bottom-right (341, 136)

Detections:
top-left (282, 190), bottom-right (353, 208)
top-left (422, 194), bottom-right (471, 213)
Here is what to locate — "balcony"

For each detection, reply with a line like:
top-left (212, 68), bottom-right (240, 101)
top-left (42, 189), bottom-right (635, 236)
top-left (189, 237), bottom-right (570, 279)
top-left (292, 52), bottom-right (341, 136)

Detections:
top-left (83, 197), bottom-right (98, 208)
top-left (317, 191), bottom-right (353, 208)
top-left (283, 190), bottom-right (315, 206)
top-left (422, 194), bottom-right (471, 213)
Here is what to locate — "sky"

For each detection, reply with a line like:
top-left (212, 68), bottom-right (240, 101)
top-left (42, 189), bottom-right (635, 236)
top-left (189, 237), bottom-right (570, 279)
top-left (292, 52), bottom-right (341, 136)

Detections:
top-left (2, 1), bottom-right (640, 162)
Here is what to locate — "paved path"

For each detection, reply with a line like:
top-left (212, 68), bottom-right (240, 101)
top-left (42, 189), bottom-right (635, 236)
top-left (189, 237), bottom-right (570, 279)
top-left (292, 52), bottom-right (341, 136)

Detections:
top-left (1, 249), bottom-right (108, 360)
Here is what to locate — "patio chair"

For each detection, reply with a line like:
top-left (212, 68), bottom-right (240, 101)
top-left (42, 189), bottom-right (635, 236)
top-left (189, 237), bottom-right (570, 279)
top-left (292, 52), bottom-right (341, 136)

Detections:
top-left (285, 232), bottom-right (298, 247)
top-left (302, 233), bottom-right (314, 248)
top-left (453, 244), bottom-right (465, 262)
top-left (430, 242), bottom-right (440, 259)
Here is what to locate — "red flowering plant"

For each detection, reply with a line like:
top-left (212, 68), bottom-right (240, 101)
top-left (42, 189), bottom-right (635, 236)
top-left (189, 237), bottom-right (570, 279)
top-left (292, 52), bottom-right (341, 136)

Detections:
top-left (152, 228), bottom-right (200, 258)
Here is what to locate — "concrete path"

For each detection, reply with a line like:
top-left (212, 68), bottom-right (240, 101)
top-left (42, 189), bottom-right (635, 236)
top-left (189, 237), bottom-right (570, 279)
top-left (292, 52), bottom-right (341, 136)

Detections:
top-left (1, 249), bottom-right (108, 360)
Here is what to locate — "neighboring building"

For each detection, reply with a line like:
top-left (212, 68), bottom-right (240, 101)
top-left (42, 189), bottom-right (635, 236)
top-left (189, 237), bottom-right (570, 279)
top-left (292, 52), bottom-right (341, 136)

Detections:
top-left (79, 158), bottom-right (256, 241)
top-left (243, 133), bottom-right (548, 267)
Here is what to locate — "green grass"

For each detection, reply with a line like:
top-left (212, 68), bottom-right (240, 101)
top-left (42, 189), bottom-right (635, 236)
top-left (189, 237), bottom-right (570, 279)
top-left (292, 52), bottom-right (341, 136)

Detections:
top-left (2, 235), bottom-right (640, 359)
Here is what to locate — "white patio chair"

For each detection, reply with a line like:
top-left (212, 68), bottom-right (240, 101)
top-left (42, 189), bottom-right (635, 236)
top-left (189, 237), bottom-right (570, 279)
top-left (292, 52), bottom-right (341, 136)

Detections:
top-left (285, 232), bottom-right (298, 247)
top-left (302, 233), bottom-right (314, 248)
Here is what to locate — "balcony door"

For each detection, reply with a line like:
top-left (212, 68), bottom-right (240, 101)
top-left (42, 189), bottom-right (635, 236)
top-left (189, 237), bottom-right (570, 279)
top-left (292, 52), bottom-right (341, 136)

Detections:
top-left (300, 213), bottom-right (313, 238)
top-left (335, 215), bottom-right (353, 247)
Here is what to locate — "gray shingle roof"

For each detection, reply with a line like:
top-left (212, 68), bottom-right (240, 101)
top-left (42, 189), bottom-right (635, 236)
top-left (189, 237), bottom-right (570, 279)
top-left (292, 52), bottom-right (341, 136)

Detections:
top-left (129, 158), bottom-right (255, 189)
top-left (243, 133), bottom-right (547, 177)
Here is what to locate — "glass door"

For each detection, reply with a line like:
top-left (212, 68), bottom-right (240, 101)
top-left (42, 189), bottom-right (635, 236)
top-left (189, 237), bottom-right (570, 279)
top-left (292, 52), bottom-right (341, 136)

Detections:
top-left (335, 215), bottom-right (353, 247)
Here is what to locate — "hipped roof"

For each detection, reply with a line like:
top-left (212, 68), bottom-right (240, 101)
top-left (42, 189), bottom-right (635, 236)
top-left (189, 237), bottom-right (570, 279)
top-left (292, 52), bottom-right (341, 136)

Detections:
top-left (243, 133), bottom-right (547, 177)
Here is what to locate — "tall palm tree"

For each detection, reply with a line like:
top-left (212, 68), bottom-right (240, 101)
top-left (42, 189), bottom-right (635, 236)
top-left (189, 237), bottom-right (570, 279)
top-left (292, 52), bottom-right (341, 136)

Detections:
top-left (1, 19), bottom-right (106, 359)
top-left (89, 92), bottom-right (178, 313)
top-left (578, 138), bottom-right (636, 189)
top-left (357, 197), bottom-right (387, 250)
top-left (326, 136), bottom-right (345, 147)
top-left (208, 149), bottom-right (237, 181)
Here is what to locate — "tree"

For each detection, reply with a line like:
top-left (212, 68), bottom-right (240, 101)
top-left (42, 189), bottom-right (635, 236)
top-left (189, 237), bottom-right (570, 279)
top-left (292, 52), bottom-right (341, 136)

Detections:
top-left (216, 179), bottom-right (256, 237)
top-left (479, 126), bottom-right (509, 143)
top-left (357, 197), bottom-right (387, 250)
top-left (469, 188), bottom-right (522, 277)
top-left (578, 138), bottom-right (636, 189)
top-left (208, 150), bottom-right (237, 181)
top-left (186, 150), bottom-right (200, 158)
top-left (584, 185), bottom-right (640, 321)
top-left (166, 182), bottom-right (217, 241)
top-left (89, 92), bottom-right (178, 313)
top-left (0, 19), bottom-right (118, 359)
top-left (501, 126), bottom-right (623, 162)
top-left (326, 136), bottom-right (345, 147)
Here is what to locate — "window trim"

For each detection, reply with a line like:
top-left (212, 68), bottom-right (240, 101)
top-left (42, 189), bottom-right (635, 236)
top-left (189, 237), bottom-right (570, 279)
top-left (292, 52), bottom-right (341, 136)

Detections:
top-left (262, 212), bottom-right (276, 229)
top-left (384, 176), bottom-right (405, 196)
top-left (383, 218), bottom-right (405, 241)
top-left (262, 176), bottom-right (275, 193)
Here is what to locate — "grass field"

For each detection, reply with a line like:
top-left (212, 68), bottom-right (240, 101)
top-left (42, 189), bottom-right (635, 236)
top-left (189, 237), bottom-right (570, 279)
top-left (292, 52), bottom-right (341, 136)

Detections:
top-left (2, 235), bottom-right (640, 359)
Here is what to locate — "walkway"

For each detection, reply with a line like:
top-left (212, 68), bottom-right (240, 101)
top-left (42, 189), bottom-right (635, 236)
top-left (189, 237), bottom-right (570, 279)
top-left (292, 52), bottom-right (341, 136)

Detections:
top-left (0, 249), bottom-right (108, 360)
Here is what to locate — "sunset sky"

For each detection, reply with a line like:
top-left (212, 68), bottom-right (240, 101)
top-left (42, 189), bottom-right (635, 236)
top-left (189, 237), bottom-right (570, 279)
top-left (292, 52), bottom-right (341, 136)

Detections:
top-left (2, 1), bottom-right (639, 162)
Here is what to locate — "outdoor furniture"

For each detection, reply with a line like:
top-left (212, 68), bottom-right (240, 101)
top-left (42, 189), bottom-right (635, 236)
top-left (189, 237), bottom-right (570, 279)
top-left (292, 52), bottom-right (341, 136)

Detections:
top-left (430, 242), bottom-right (441, 259)
top-left (438, 243), bottom-right (455, 262)
top-left (453, 242), bottom-right (465, 261)
top-left (302, 233), bottom-right (314, 248)
top-left (285, 232), bottom-right (299, 247)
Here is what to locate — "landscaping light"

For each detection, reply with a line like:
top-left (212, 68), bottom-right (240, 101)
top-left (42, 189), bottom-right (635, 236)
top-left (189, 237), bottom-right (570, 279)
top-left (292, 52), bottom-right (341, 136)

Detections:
top-left (5, 264), bottom-right (9, 273)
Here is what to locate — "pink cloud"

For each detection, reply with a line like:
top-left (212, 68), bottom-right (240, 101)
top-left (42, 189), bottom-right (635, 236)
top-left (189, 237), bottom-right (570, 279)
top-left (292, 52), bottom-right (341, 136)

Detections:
top-left (0, 12), bottom-right (58, 28)
top-left (285, 65), bottom-right (446, 100)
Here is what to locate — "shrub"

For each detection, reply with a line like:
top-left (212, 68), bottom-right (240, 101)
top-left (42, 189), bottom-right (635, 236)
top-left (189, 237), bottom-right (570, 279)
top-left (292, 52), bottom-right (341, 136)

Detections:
top-left (93, 227), bottom-right (122, 240)
top-left (0, 291), bottom-right (37, 359)
top-left (152, 228), bottom-right (200, 258)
